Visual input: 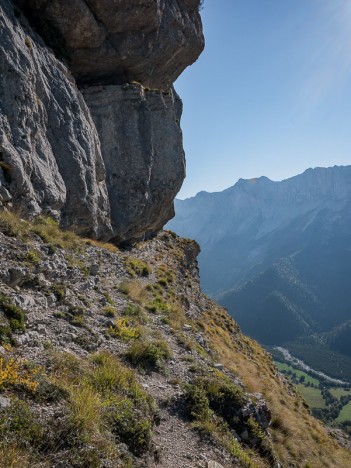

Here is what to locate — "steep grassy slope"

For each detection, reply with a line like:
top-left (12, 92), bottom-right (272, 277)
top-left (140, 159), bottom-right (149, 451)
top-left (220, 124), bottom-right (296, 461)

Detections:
top-left (0, 212), bottom-right (350, 467)
top-left (200, 309), bottom-right (351, 466)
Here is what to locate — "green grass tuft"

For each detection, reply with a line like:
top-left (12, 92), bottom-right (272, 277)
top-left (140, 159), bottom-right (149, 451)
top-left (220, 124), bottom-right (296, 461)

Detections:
top-left (126, 339), bottom-right (172, 370)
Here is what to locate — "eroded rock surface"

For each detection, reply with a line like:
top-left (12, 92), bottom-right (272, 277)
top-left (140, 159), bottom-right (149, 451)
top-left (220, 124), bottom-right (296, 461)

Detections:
top-left (1, 0), bottom-right (204, 243)
top-left (16, 0), bottom-right (205, 88)
top-left (83, 84), bottom-right (185, 243)
top-left (0, 0), bottom-right (112, 238)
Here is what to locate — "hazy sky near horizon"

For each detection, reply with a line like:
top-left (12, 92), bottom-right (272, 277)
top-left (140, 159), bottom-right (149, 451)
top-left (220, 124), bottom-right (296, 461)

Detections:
top-left (175, 0), bottom-right (351, 199)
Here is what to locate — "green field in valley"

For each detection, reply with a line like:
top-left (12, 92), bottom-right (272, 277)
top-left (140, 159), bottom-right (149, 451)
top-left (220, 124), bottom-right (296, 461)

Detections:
top-left (296, 384), bottom-right (326, 408)
top-left (274, 361), bottom-right (320, 386)
top-left (274, 360), bottom-right (351, 428)
top-left (336, 401), bottom-right (351, 423)
top-left (330, 388), bottom-right (351, 400)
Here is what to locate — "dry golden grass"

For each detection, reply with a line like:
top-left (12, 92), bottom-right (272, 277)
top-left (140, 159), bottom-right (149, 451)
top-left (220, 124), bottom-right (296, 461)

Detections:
top-left (0, 445), bottom-right (31, 468)
top-left (84, 238), bottom-right (119, 253)
top-left (47, 350), bottom-right (154, 457)
top-left (201, 303), bottom-right (351, 468)
top-left (118, 279), bottom-right (148, 304)
top-left (67, 383), bottom-right (103, 440)
top-left (0, 210), bottom-right (83, 251)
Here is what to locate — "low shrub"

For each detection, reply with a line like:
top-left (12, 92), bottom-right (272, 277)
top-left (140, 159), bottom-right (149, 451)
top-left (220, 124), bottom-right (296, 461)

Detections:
top-left (65, 305), bottom-right (85, 327)
top-left (101, 306), bottom-right (116, 318)
top-left (206, 375), bottom-right (246, 426)
top-left (125, 257), bottom-right (150, 277)
top-left (145, 297), bottom-right (170, 313)
top-left (0, 356), bottom-right (39, 392)
top-left (24, 249), bottom-right (41, 264)
top-left (107, 318), bottom-right (141, 341)
top-left (126, 339), bottom-right (172, 370)
top-left (33, 380), bottom-right (68, 403)
top-left (108, 398), bottom-right (152, 455)
top-left (123, 303), bottom-right (147, 324)
top-left (184, 373), bottom-right (278, 466)
top-left (0, 324), bottom-right (14, 345)
top-left (156, 264), bottom-right (174, 286)
top-left (146, 282), bottom-right (163, 295)
top-left (49, 284), bottom-right (66, 301)
top-left (184, 383), bottom-right (211, 420)
top-left (246, 417), bottom-right (278, 463)
top-left (123, 302), bottom-right (142, 318)
top-left (0, 295), bottom-right (25, 333)
top-left (185, 374), bottom-right (246, 428)
top-left (0, 399), bottom-right (41, 447)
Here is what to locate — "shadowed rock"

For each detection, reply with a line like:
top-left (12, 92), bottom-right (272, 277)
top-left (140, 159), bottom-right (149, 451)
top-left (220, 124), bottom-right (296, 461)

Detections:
top-left (15, 0), bottom-right (205, 89)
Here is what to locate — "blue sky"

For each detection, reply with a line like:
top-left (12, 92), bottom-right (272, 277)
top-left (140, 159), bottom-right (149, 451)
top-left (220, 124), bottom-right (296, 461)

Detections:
top-left (175, 0), bottom-right (351, 199)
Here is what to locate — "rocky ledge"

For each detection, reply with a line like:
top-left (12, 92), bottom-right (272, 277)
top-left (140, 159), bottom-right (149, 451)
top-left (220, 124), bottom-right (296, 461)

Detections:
top-left (15, 0), bottom-right (204, 89)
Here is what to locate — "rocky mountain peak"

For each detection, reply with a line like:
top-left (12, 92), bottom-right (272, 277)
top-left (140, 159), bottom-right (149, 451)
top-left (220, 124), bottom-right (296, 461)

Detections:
top-left (168, 165), bottom-right (351, 292)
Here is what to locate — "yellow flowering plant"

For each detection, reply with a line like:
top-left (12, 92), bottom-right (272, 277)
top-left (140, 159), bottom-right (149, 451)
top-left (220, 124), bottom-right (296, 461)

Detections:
top-left (0, 356), bottom-right (39, 392)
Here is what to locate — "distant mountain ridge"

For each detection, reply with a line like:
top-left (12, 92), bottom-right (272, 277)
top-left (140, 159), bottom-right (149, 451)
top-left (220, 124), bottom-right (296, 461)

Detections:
top-left (169, 165), bottom-right (351, 293)
top-left (167, 165), bottom-right (351, 379)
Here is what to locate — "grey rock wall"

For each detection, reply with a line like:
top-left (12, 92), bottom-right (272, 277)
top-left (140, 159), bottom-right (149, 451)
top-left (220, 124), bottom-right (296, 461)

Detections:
top-left (0, 0), bottom-right (112, 238)
top-left (1, 0), bottom-right (204, 243)
top-left (83, 84), bottom-right (185, 243)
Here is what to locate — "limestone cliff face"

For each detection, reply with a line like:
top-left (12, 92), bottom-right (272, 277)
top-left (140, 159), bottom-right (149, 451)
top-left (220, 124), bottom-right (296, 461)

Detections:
top-left (0, 0), bottom-right (112, 238)
top-left (0, 0), bottom-right (204, 242)
top-left (83, 84), bottom-right (185, 243)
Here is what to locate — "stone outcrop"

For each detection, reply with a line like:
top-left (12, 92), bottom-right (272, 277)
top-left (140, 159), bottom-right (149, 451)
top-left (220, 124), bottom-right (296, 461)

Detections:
top-left (83, 84), bottom-right (185, 243)
top-left (15, 0), bottom-right (204, 88)
top-left (1, 0), bottom-right (204, 243)
top-left (0, 0), bottom-right (112, 238)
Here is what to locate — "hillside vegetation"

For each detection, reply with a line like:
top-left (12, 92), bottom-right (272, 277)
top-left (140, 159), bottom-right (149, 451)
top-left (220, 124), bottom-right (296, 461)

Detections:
top-left (0, 212), bottom-right (350, 467)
